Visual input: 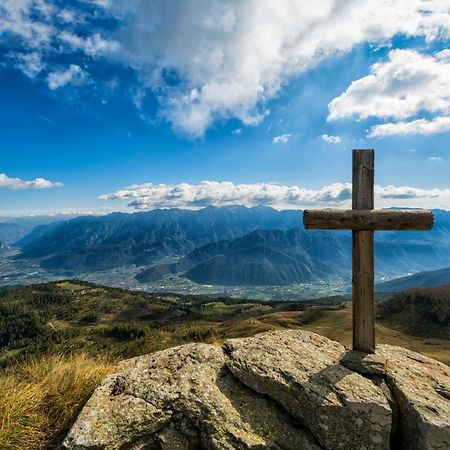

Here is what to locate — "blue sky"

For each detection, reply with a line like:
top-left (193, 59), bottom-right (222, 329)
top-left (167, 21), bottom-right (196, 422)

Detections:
top-left (1, 0), bottom-right (449, 215)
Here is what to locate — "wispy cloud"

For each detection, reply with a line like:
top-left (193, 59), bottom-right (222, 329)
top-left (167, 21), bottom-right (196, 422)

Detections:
top-left (47, 64), bottom-right (87, 90)
top-left (0, 173), bottom-right (62, 190)
top-left (99, 180), bottom-right (450, 210)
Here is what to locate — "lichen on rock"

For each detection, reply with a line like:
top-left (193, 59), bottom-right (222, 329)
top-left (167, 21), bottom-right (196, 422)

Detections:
top-left (63, 330), bottom-right (450, 450)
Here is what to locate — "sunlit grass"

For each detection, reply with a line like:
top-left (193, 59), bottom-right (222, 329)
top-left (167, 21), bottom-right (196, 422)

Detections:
top-left (0, 353), bottom-right (113, 450)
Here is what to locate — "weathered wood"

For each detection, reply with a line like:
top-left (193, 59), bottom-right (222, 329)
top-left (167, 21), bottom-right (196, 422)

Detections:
top-left (302, 148), bottom-right (434, 354)
top-left (303, 209), bottom-right (434, 231)
top-left (352, 150), bottom-right (375, 353)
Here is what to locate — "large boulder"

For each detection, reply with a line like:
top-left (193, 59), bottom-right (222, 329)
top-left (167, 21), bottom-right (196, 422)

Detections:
top-left (377, 345), bottom-right (450, 450)
top-left (63, 330), bottom-right (450, 450)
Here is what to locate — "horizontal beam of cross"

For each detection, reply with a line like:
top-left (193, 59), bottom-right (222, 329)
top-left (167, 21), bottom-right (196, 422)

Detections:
top-left (303, 209), bottom-right (434, 231)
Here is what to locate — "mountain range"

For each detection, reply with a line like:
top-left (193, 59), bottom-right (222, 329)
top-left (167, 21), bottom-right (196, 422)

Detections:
top-left (6, 206), bottom-right (450, 287)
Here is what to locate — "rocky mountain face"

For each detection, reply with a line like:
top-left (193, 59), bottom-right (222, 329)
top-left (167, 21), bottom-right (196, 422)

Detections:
top-left (0, 222), bottom-right (28, 244)
top-left (15, 206), bottom-right (300, 271)
top-left (136, 228), bottom-right (351, 285)
top-left (63, 330), bottom-right (450, 450)
top-left (12, 206), bottom-right (450, 284)
top-left (136, 222), bottom-right (450, 285)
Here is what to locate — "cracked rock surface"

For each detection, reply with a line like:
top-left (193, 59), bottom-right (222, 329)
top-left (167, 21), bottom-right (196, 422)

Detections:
top-left (63, 330), bottom-right (450, 450)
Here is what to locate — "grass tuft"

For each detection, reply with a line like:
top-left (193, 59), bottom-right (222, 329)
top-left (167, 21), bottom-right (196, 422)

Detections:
top-left (0, 353), bottom-right (113, 450)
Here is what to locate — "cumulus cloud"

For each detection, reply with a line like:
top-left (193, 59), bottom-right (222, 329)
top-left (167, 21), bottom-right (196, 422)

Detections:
top-left (273, 134), bottom-right (291, 144)
top-left (321, 134), bottom-right (341, 144)
top-left (2, 1), bottom-right (450, 137)
top-left (99, 180), bottom-right (450, 210)
top-left (369, 116), bottom-right (450, 137)
top-left (47, 64), bottom-right (87, 90)
top-left (329, 49), bottom-right (450, 137)
top-left (0, 173), bottom-right (62, 190)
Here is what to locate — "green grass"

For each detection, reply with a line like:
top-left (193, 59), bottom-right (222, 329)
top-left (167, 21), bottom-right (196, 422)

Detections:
top-left (0, 280), bottom-right (449, 449)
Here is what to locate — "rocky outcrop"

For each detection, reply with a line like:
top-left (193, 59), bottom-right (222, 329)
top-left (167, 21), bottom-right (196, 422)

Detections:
top-left (377, 345), bottom-right (450, 450)
top-left (63, 330), bottom-right (450, 450)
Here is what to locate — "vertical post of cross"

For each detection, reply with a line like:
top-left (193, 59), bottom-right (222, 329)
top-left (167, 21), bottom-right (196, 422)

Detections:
top-left (352, 149), bottom-right (375, 353)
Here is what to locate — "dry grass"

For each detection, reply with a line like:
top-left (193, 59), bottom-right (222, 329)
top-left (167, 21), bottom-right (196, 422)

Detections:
top-left (0, 353), bottom-right (113, 450)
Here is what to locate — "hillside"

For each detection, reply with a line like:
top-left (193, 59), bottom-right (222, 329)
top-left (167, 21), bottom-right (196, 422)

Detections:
top-left (137, 228), bottom-right (350, 285)
top-left (0, 222), bottom-right (28, 244)
top-left (0, 279), bottom-right (328, 366)
top-left (377, 267), bottom-right (450, 292)
top-left (0, 280), bottom-right (448, 367)
top-left (1, 281), bottom-right (448, 449)
top-left (377, 284), bottom-right (450, 339)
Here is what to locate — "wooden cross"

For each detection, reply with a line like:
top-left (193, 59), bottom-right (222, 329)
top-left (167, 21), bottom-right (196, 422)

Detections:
top-left (303, 149), bottom-right (434, 353)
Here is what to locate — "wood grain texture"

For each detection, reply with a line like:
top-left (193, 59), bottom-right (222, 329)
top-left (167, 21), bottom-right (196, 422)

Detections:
top-left (352, 149), bottom-right (374, 210)
top-left (303, 209), bottom-right (434, 231)
top-left (352, 150), bottom-right (375, 353)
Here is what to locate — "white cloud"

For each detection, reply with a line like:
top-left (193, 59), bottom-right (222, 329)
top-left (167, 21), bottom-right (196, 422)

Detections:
top-left (428, 156), bottom-right (443, 161)
top-left (0, 0), bottom-right (55, 46)
top-left (0, 173), bottom-right (62, 190)
top-left (369, 116), bottom-right (450, 137)
top-left (15, 51), bottom-right (44, 77)
top-left (329, 49), bottom-right (450, 137)
top-left (321, 134), bottom-right (341, 144)
top-left (99, 180), bottom-right (450, 210)
top-left (58, 31), bottom-right (120, 56)
top-left (273, 134), bottom-right (291, 144)
top-left (108, 0), bottom-right (450, 137)
top-left (47, 64), bottom-right (87, 90)
top-left (2, 1), bottom-right (450, 136)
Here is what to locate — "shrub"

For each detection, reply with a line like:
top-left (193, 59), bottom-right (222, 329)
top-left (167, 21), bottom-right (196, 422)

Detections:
top-left (79, 313), bottom-right (99, 324)
top-left (105, 322), bottom-right (148, 341)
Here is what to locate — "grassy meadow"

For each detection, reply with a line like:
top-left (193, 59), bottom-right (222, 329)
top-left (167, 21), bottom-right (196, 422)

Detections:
top-left (0, 280), bottom-right (448, 449)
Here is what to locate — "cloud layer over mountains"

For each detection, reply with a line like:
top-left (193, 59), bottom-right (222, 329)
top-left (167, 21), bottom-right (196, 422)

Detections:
top-left (99, 181), bottom-right (450, 210)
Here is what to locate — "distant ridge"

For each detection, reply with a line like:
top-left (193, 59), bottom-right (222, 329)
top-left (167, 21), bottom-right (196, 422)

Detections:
top-left (376, 267), bottom-right (450, 292)
top-left (9, 206), bottom-right (450, 285)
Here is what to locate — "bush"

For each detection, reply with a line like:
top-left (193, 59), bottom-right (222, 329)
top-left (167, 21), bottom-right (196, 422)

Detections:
top-left (79, 313), bottom-right (99, 324)
top-left (105, 323), bottom-right (148, 341)
top-left (0, 353), bottom-right (113, 450)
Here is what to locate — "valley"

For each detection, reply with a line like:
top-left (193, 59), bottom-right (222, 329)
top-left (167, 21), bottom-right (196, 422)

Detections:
top-left (2, 206), bottom-right (450, 299)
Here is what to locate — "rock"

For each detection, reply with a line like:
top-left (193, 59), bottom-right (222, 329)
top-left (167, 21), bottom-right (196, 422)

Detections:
top-left (225, 331), bottom-right (391, 450)
top-left (63, 341), bottom-right (320, 450)
top-left (378, 344), bottom-right (450, 450)
top-left (340, 349), bottom-right (387, 375)
top-left (63, 330), bottom-right (450, 450)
